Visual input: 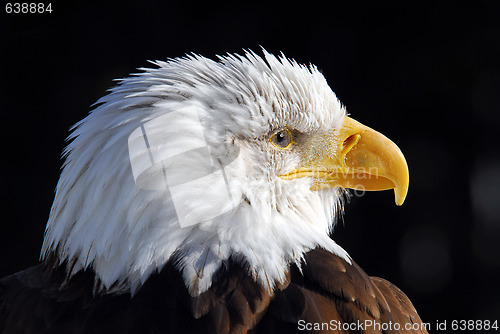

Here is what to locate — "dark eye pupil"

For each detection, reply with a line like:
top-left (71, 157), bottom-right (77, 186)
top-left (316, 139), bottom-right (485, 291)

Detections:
top-left (271, 129), bottom-right (292, 148)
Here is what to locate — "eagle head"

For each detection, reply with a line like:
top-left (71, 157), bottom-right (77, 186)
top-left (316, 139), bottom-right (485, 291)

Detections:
top-left (41, 51), bottom-right (408, 296)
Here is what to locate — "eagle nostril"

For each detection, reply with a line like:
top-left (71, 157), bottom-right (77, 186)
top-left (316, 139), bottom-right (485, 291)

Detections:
top-left (342, 134), bottom-right (361, 154)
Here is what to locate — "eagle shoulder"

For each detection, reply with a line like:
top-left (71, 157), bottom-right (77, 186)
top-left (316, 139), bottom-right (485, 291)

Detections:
top-left (0, 258), bottom-right (273, 334)
top-left (258, 248), bottom-right (428, 334)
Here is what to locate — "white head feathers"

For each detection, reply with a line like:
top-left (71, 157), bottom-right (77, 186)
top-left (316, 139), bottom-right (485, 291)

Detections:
top-left (41, 50), bottom-right (350, 296)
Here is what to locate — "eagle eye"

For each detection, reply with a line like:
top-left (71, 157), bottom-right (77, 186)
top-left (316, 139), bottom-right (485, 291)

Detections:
top-left (269, 128), bottom-right (295, 150)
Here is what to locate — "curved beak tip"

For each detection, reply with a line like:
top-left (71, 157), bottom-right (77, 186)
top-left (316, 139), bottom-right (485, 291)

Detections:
top-left (393, 167), bottom-right (409, 206)
top-left (395, 187), bottom-right (408, 206)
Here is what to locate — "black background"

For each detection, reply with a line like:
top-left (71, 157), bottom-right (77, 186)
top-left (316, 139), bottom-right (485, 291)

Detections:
top-left (2, 1), bottom-right (500, 328)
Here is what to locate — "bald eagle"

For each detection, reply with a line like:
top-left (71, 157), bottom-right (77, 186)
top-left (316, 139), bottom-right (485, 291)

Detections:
top-left (0, 51), bottom-right (426, 334)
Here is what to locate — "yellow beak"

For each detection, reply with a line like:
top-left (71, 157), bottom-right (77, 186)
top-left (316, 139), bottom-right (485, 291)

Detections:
top-left (280, 117), bottom-right (409, 205)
